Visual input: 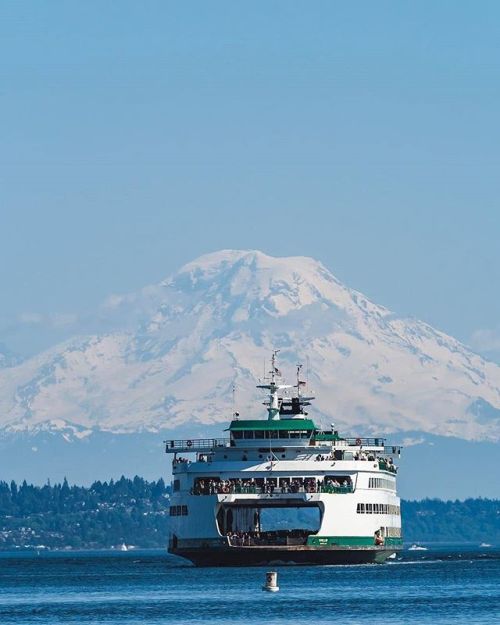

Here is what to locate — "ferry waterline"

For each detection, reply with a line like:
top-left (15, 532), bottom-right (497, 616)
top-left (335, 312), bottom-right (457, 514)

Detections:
top-left (166, 354), bottom-right (402, 566)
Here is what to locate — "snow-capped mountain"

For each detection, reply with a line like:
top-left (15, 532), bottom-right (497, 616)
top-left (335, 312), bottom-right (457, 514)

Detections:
top-left (1, 249), bottom-right (500, 443)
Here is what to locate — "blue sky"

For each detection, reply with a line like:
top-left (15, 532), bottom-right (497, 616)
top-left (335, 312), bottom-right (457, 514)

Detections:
top-left (1, 1), bottom-right (500, 358)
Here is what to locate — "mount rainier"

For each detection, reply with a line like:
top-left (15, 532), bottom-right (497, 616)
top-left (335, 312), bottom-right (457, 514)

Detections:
top-left (1, 249), bottom-right (499, 444)
top-left (0, 250), bottom-right (500, 492)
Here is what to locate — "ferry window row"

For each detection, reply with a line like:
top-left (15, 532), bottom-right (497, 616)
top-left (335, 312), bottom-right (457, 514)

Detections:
top-left (356, 503), bottom-right (400, 515)
top-left (368, 477), bottom-right (395, 491)
top-left (231, 430), bottom-right (311, 440)
top-left (169, 505), bottom-right (188, 516)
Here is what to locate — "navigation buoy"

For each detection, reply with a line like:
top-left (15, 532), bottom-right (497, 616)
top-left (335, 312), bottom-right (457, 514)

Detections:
top-left (262, 570), bottom-right (279, 592)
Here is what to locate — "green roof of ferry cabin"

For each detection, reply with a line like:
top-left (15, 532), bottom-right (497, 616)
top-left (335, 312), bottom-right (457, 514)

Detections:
top-left (228, 419), bottom-right (316, 432)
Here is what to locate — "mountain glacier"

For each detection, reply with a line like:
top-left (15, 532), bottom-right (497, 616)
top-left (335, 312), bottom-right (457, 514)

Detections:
top-left (1, 249), bottom-right (500, 443)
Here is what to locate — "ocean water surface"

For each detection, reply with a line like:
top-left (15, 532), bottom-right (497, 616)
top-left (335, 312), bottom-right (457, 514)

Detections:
top-left (0, 546), bottom-right (499, 625)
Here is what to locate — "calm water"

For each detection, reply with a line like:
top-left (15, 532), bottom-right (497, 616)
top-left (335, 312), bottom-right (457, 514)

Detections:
top-left (0, 547), bottom-right (499, 625)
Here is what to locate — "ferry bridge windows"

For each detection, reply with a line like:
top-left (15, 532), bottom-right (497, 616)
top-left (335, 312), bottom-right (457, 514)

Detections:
top-left (231, 430), bottom-right (312, 440)
top-left (356, 503), bottom-right (401, 516)
top-left (169, 505), bottom-right (188, 516)
top-left (264, 430), bottom-right (283, 438)
top-left (286, 430), bottom-right (311, 438)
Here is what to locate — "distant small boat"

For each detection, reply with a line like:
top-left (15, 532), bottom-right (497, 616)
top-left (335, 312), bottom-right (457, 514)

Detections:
top-left (120, 543), bottom-right (128, 551)
top-left (408, 544), bottom-right (428, 551)
top-left (480, 542), bottom-right (492, 548)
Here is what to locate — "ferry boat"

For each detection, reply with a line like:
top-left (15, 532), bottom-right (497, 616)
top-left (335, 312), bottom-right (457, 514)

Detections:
top-left (166, 353), bottom-right (403, 566)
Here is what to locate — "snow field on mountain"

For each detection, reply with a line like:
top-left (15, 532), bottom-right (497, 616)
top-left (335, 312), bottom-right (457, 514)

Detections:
top-left (1, 249), bottom-right (499, 441)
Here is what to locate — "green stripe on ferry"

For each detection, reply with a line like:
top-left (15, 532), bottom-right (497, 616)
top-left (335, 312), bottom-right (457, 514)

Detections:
top-left (307, 536), bottom-right (403, 547)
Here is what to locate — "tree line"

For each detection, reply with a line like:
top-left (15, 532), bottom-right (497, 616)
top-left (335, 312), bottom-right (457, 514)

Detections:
top-left (0, 476), bottom-right (170, 550)
top-left (402, 498), bottom-right (500, 543)
top-left (0, 477), bottom-right (498, 549)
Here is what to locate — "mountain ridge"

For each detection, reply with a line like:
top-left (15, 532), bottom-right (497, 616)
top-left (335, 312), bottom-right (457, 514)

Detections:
top-left (1, 249), bottom-right (499, 442)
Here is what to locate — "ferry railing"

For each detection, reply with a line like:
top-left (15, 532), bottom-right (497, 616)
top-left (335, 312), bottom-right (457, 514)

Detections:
top-left (165, 438), bottom-right (231, 453)
top-left (339, 437), bottom-right (387, 447)
top-left (383, 445), bottom-right (402, 456)
top-left (192, 484), bottom-right (354, 496)
top-left (165, 437), bottom-right (401, 454)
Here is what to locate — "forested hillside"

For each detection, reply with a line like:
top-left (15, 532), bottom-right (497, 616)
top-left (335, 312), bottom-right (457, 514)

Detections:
top-left (402, 498), bottom-right (500, 543)
top-left (0, 477), bottom-right (170, 549)
top-left (0, 477), bottom-right (498, 550)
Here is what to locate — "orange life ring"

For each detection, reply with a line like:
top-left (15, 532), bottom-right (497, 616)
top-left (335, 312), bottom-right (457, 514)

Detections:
top-left (186, 440), bottom-right (193, 447)
top-left (355, 437), bottom-right (362, 446)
